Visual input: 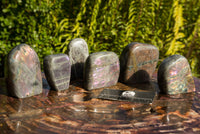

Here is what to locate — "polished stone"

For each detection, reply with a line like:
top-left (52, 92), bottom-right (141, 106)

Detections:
top-left (43, 54), bottom-right (71, 91)
top-left (158, 54), bottom-right (195, 95)
top-left (67, 38), bottom-right (89, 80)
top-left (6, 44), bottom-right (42, 98)
top-left (84, 51), bottom-right (120, 90)
top-left (120, 42), bottom-right (159, 84)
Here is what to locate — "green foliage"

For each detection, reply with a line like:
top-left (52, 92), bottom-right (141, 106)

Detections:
top-left (166, 0), bottom-right (185, 55)
top-left (0, 0), bottom-right (64, 61)
top-left (0, 0), bottom-right (200, 76)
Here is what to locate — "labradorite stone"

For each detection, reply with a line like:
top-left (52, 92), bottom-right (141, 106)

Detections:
top-left (6, 44), bottom-right (42, 98)
top-left (43, 54), bottom-right (71, 91)
top-left (158, 55), bottom-right (195, 95)
top-left (84, 51), bottom-right (120, 90)
top-left (120, 42), bottom-right (159, 84)
top-left (67, 38), bottom-right (89, 80)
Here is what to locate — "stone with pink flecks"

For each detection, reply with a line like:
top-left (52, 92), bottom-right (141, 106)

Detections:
top-left (84, 51), bottom-right (120, 90)
top-left (158, 54), bottom-right (195, 95)
top-left (119, 42), bottom-right (159, 84)
top-left (6, 44), bottom-right (42, 98)
top-left (43, 54), bottom-right (71, 91)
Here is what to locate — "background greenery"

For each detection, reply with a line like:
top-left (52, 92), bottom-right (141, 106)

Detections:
top-left (0, 0), bottom-right (200, 76)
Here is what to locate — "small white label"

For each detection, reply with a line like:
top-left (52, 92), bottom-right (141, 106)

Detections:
top-left (122, 91), bottom-right (135, 98)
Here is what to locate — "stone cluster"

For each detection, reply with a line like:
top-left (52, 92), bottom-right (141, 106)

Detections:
top-left (3, 40), bottom-right (195, 98)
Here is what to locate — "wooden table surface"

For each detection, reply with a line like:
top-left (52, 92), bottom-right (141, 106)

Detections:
top-left (0, 73), bottom-right (200, 134)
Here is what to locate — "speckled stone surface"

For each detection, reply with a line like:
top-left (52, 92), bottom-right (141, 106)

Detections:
top-left (43, 54), bottom-right (71, 91)
top-left (67, 38), bottom-right (89, 80)
top-left (84, 51), bottom-right (120, 90)
top-left (6, 44), bottom-right (42, 98)
top-left (120, 42), bottom-right (159, 84)
top-left (158, 54), bottom-right (195, 95)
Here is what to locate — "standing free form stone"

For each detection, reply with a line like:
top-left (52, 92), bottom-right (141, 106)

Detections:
top-left (84, 51), bottom-right (120, 90)
top-left (43, 54), bottom-right (71, 91)
top-left (6, 44), bottom-right (42, 98)
top-left (120, 42), bottom-right (159, 84)
top-left (158, 55), bottom-right (195, 95)
top-left (67, 38), bottom-right (89, 80)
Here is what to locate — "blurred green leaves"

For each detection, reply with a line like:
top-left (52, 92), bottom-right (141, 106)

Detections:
top-left (0, 0), bottom-right (200, 76)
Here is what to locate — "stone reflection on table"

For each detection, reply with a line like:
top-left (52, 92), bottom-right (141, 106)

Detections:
top-left (0, 74), bottom-right (200, 133)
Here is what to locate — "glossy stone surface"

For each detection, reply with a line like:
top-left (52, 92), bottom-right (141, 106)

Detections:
top-left (67, 38), bottom-right (89, 80)
top-left (43, 54), bottom-right (71, 91)
top-left (158, 54), bottom-right (195, 95)
top-left (0, 72), bottom-right (200, 133)
top-left (84, 51), bottom-right (120, 90)
top-left (6, 44), bottom-right (42, 98)
top-left (120, 42), bottom-right (159, 84)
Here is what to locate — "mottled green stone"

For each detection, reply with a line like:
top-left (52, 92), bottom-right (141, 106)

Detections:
top-left (158, 55), bottom-right (195, 95)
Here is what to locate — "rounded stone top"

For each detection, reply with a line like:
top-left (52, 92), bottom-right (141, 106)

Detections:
top-left (127, 42), bottom-right (158, 52)
top-left (8, 43), bottom-right (38, 60)
top-left (44, 54), bottom-right (70, 64)
top-left (67, 38), bottom-right (88, 49)
top-left (67, 38), bottom-right (89, 64)
top-left (158, 54), bottom-right (188, 74)
top-left (86, 51), bottom-right (119, 67)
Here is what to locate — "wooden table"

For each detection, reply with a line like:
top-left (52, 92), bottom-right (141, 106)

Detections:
top-left (0, 73), bottom-right (200, 134)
